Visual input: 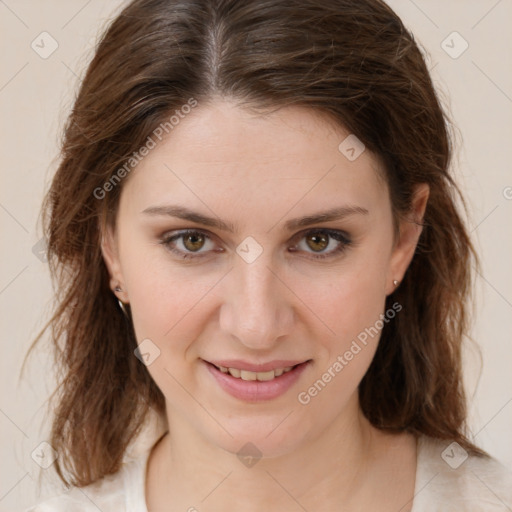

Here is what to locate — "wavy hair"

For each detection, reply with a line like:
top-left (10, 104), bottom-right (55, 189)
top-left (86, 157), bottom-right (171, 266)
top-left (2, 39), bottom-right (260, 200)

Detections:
top-left (25, 0), bottom-right (485, 487)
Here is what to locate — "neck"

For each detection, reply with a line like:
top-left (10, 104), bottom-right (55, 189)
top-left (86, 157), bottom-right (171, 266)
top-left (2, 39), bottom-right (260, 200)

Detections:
top-left (148, 394), bottom-right (395, 511)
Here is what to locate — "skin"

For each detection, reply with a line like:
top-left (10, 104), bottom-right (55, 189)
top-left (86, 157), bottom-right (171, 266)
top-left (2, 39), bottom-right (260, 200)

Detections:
top-left (101, 99), bottom-right (429, 511)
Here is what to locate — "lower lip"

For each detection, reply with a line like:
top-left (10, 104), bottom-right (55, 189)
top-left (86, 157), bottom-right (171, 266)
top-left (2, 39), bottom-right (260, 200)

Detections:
top-left (204, 360), bottom-right (310, 402)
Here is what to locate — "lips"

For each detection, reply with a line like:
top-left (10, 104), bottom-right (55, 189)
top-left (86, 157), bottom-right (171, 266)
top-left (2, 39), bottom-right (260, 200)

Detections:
top-left (203, 359), bottom-right (311, 401)
top-left (207, 359), bottom-right (308, 373)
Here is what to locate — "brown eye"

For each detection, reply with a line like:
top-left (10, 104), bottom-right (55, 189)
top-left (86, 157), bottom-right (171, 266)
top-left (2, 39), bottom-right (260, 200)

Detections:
top-left (305, 232), bottom-right (329, 252)
top-left (290, 229), bottom-right (352, 260)
top-left (183, 232), bottom-right (206, 252)
top-left (160, 229), bottom-right (216, 260)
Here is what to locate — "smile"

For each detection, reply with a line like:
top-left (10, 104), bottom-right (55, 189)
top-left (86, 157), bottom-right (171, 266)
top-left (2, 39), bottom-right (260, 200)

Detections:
top-left (203, 360), bottom-right (311, 401)
top-left (212, 364), bottom-right (297, 381)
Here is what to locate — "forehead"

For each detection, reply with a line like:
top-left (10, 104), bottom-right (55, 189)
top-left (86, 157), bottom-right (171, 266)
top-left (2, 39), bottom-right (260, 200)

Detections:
top-left (120, 100), bottom-right (388, 218)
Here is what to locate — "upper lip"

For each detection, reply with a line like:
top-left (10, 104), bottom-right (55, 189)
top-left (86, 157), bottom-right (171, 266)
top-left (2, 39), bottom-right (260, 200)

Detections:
top-left (205, 359), bottom-right (310, 372)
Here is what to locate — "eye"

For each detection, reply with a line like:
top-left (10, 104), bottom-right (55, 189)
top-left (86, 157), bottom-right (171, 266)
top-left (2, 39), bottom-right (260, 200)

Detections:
top-left (159, 228), bottom-right (352, 261)
top-left (159, 230), bottom-right (218, 260)
top-left (290, 229), bottom-right (352, 260)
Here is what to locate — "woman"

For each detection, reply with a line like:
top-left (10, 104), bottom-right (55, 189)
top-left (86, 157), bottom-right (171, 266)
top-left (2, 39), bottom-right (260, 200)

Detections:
top-left (25, 0), bottom-right (512, 510)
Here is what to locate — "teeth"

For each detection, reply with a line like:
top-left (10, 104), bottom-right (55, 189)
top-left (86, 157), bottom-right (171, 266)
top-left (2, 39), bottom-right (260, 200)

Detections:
top-left (228, 368), bottom-right (241, 378)
top-left (240, 370), bottom-right (258, 381)
top-left (220, 365), bottom-right (296, 381)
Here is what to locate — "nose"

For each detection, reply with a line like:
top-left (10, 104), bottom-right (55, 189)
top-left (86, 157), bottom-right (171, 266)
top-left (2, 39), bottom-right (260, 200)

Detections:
top-left (219, 255), bottom-right (295, 351)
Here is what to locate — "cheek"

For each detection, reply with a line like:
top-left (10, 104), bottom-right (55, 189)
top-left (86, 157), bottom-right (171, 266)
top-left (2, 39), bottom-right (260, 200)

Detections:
top-left (288, 247), bottom-right (389, 391)
top-left (126, 267), bottom-right (219, 347)
top-left (292, 273), bottom-right (386, 422)
top-left (117, 233), bottom-right (219, 350)
top-left (124, 263), bottom-right (220, 405)
top-left (292, 254), bottom-right (389, 346)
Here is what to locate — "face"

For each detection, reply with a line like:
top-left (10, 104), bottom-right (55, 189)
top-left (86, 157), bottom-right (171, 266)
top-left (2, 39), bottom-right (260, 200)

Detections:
top-left (102, 100), bottom-right (427, 457)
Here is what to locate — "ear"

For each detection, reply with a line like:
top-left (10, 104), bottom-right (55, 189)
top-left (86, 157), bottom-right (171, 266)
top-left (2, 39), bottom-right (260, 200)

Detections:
top-left (100, 222), bottom-right (129, 304)
top-left (386, 183), bottom-right (429, 295)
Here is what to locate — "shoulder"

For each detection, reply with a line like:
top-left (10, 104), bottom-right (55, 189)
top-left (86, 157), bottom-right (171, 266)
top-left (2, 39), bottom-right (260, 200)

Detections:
top-left (24, 409), bottom-right (167, 511)
top-left (412, 435), bottom-right (512, 512)
top-left (23, 456), bottom-right (146, 512)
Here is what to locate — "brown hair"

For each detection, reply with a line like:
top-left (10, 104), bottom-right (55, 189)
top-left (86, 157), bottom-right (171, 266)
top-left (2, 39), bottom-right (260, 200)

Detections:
top-left (26, 0), bottom-right (485, 488)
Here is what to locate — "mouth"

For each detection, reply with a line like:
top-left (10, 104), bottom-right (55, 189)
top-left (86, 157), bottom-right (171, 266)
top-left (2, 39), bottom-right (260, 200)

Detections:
top-left (202, 359), bottom-right (312, 401)
top-left (207, 362), bottom-right (305, 381)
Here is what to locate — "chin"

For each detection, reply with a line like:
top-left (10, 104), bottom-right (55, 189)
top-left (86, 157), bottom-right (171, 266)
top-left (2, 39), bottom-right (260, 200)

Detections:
top-left (203, 415), bottom-right (312, 461)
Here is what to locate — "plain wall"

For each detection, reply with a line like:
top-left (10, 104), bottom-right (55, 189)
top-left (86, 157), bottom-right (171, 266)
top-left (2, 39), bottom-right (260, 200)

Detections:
top-left (1, 0), bottom-right (511, 509)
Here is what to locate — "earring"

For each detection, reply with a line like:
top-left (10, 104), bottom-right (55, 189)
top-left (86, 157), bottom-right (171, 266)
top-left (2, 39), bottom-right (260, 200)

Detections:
top-left (393, 279), bottom-right (399, 288)
top-left (113, 284), bottom-right (129, 317)
top-left (117, 299), bottom-right (129, 317)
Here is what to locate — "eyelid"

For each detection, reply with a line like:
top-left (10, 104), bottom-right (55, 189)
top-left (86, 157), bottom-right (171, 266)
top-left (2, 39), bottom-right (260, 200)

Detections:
top-left (291, 227), bottom-right (351, 243)
top-left (159, 227), bottom-right (352, 260)
top-left (159, 229), bottom-right (218, 259)
top-left (289, 228), bottom-right (352, 259)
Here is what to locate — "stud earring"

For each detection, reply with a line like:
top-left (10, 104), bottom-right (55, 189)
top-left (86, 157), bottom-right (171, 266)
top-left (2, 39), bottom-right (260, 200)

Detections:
top-left (393, 279), bottom-right (399, 287)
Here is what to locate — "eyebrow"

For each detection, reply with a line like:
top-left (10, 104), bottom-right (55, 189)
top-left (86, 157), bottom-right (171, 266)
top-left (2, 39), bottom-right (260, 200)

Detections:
top-left (141, 204), bottom-right (369, 232)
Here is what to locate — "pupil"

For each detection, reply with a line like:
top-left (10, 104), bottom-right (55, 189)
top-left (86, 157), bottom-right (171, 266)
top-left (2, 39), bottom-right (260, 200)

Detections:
top-left (184, 233), bottom-right (204, 251)
top-left (308, 233), bottom-right (328, 252)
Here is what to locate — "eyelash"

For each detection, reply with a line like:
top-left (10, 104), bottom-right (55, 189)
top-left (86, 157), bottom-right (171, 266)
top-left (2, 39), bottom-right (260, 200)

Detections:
top-left (159, 229), bottom-right (352, 261)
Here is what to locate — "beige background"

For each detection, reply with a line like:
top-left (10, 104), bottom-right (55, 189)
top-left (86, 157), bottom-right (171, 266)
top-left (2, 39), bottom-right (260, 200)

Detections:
top-left (1, 0), bottom-right (511, 509)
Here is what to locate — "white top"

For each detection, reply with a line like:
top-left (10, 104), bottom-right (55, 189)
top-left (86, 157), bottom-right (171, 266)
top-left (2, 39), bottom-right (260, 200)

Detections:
top-left (25, 416), bottom-right (512, 512)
